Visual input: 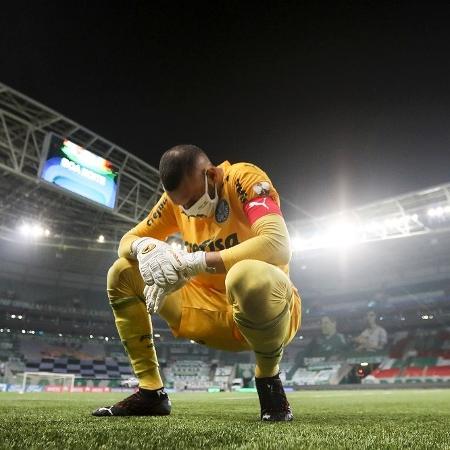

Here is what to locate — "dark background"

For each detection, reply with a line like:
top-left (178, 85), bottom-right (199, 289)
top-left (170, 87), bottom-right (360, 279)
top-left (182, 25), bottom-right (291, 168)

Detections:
top-left (1, 1), bottom-right (450, 219)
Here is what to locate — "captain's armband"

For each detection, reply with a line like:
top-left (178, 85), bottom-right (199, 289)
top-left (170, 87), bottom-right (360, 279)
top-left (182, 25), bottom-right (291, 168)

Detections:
top-left (243, 196), bottom-right (282, 225)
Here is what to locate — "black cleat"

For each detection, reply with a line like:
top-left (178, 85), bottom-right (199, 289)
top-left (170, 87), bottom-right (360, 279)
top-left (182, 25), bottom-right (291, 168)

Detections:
top-left (92, 388), bottom-right (171, 417)
top-left (255, 374), bottom-right (293, 422)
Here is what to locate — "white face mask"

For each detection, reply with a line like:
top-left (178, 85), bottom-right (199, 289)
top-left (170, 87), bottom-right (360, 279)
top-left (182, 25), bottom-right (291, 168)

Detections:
top-left (181, 172), bottom-right (218, 218)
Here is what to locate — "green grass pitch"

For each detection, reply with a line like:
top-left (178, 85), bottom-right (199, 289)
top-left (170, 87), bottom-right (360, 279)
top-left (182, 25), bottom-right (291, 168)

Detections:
top-left (0, 389), bottom-right (449, 449)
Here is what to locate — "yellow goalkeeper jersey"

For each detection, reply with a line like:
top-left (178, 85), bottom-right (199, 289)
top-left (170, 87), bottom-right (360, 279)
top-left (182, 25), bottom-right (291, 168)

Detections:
top-left (125, 161), bottom-right (289, 292)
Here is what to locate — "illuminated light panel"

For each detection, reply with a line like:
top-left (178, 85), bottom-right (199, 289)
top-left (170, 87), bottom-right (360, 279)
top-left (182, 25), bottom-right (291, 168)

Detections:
top-left (18, 222), bottom-right (50, 239)
top-left (427, 205), bottom-right (450, 218)
top-left (292, 214), bottom-right (423, 252)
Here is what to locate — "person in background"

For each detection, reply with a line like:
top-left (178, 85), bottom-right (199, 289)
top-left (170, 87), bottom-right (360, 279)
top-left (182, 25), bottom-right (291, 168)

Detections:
top-left (311, 315), bottom-right (347, 358)
top-left (353, 310), bottom-right (388, 352)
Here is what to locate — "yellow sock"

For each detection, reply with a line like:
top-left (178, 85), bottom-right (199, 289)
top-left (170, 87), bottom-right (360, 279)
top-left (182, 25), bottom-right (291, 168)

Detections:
top-left (234, 309), bottom-right (289, 378)
top-left (110, 296), bottom-right (163, 390)
top-left (107, 258), bottom-right (163, 390)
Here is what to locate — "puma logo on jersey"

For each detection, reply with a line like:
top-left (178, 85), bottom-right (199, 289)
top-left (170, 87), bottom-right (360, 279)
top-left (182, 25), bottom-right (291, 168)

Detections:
top-left (248, 198), bottom-right (269, 210)
top-left (243, 196), bottom-right (282, 225)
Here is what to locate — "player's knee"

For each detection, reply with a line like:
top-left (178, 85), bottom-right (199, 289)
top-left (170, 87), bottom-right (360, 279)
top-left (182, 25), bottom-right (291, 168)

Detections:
top-left (107, 257), bottom-right (134, 284)
top-left (226, 260), bottom-right (271, 314)
top-left (107, 257), bottom-right (136, 300)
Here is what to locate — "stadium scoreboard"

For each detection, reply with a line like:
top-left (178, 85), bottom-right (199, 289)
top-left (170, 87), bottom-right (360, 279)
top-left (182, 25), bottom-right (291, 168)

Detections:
top-left (39, 134), bottom-right (119, 209)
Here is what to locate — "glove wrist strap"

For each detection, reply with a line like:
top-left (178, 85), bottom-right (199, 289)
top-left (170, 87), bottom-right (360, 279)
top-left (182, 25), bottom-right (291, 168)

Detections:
top-left (196, 251), bottom-right (216, 274)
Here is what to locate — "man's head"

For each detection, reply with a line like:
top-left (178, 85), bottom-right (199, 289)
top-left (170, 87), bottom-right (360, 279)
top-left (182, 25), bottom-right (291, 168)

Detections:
top-left (321, 315), bottom-right (337, 337)
top-left (367, 310), bottom-right (377, 328)
top-left (159, 145), bottom-right (223, 217)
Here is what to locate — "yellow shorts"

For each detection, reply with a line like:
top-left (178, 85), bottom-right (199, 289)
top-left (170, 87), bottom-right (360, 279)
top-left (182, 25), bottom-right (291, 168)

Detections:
top-left (108, 257), bottom-right (302, 353)
top-left (164, 277), bottom-right (302, 353)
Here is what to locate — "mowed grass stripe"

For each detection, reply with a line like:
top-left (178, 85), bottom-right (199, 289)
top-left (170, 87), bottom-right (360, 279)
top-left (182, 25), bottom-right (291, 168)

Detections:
top-left (0, 390), bottom-right (449, 449)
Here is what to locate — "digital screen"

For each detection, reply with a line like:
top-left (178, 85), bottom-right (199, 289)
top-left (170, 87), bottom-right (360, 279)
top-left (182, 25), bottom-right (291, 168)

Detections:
top-left (40, 134), bottom-right (118, 209)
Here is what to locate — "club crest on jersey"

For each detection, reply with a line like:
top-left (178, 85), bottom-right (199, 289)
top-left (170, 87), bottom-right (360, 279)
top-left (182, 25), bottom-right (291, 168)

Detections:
top-left (252, 181), bottom-right (271, 196)
top-left (215, 199), bottom-right (230, 223)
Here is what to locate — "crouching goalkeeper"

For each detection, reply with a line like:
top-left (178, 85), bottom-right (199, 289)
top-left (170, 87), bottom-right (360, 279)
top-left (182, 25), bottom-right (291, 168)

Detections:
top-left (92, 145), bottom-right (302, 421)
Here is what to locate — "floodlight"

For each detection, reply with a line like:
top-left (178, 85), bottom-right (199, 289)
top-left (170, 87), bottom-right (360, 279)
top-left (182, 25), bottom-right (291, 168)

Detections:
top-left (31, 224), bottom-right (44, 237)
top-left (19, 224), bottom-right (30, 235)
top-left (18, 222), bottom-right (50, 238)
top-left (327, 221), bottom-right (359, 247)
top-left (290, 236), bottom-right (304, 252)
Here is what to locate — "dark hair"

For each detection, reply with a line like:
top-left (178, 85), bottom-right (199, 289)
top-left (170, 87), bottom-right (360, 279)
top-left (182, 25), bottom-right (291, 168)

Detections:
top-left (159, 145), bottom-right (208, 191)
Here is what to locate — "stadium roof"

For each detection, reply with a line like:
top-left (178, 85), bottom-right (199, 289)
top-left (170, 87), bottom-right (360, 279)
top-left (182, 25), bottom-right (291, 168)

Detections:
top-left (288, 182), bottom-right (450, 254)
top-left (0, 82), bottom-right (163, 252)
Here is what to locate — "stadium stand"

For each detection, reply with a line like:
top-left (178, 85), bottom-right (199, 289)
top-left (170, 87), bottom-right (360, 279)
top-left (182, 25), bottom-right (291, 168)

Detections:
top-left (213, 365), bottom-right (235, 390)
top-left (25, 357), bottom-right (132, 378)
top-left (162, 360), bottom-right (213, 390)
top-left (290, 362), bottom-right (351, 386)
top-left (2, 285), bottom-right (450, 389)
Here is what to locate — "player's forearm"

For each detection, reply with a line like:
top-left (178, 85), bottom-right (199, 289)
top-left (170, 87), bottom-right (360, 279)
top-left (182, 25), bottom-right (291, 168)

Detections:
top-left (118, 234), bottom-right (140, 258)
top-left (220, 234), bottom-right (290, 270)
top-left (219, 215), bottom-right (291, 271)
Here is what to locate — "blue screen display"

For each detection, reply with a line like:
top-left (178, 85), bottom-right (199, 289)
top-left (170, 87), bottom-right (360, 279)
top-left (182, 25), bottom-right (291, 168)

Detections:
top-left (40, 135), bottom-right (118, 209)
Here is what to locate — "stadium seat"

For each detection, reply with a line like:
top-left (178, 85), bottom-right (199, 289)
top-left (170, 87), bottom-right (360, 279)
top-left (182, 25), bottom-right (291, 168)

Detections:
top-left (403, 367), bottom-right (424, 377)
top-left (425, 365), bottom-right (450, 377)
top-left (372, 368), bottom-right (401, 379)
top-left (408, 357), bottom-right (438, 368)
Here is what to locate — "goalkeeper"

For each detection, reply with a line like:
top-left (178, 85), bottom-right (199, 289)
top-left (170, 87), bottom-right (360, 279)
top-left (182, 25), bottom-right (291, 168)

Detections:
top-left (93, 145), bottom-right (302, 421)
